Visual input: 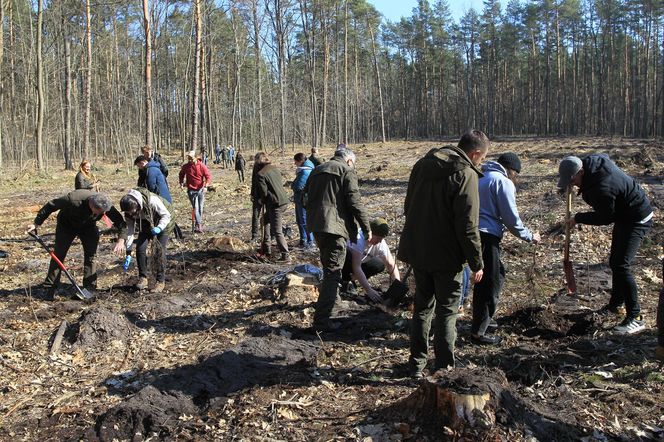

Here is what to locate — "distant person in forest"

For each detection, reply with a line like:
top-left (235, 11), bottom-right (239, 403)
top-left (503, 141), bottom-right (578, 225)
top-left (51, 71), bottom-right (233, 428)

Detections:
top-left (228, 144), bottom-right (235, 166)
top-left (179, 150), bottom-right (211, 233)
top-left (558, 154), bottom-right (653, 335)
top-left (214, 144), bottom-right (222, 165)
top-left (309, 147), bottom-right (323, 168)
top-left (27, 191), bottom-right (127, 300)
top-left (221, 145), bottom-right (229, 169)
top-left (134, 155), bottom-right (172, 203)
top-left (255, 152), bottom-right (290, 261)
top-left (305, 147), bottom-right (372, 331)
top-left (75, 160), bottom-right (99, 191)
top-left (292, 153), bottom-right (315, 248)
top-left (138, 145), bottom-right (169, 187)
top-left (201, 150), bottom-right (209, 166)
top-left (471, 153), bottom-right (540, 346)
top-left (235, 152), bottom-right (246, 183)
top-left (120, 188), bottom-right (174, 293)
top-left (398, 130), bottom-right (488, 377)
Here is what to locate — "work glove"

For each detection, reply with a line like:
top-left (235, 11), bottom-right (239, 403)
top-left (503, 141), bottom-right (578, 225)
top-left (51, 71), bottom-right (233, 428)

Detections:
top-left (122, 255), bottom-right (133, 272)
top-left (151, 227), bottom-right (162, 236)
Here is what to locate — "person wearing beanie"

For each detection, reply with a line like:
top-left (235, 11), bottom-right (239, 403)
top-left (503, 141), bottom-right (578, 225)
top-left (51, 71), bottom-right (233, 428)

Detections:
top-left (341, 217), bottom-right (401, 300)
top-left (558, 154), bottom-right (653, 335)
top-left (471, 152), bottom-right (540, 345)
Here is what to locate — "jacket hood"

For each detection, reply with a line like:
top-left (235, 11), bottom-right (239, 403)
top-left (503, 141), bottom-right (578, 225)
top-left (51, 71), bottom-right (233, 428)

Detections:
top-left (481, 160), bottom-right (508, 177)
top-left (418, 146), bottom-right (483, 179)
top-left (127, 188), bottom-right (144, 210)
top-left (297, 159), bottom-right (315, 172)
top-left (146, 159), bottom-right (161, 170)
top-left (582, 154), bottom-right (612, 187)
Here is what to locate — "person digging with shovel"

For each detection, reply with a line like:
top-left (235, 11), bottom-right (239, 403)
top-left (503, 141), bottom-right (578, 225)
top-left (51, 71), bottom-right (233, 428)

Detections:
top-left (558, 154), bottom-right (653, 335)
top-left (27, 190), bottom-right (127, 301)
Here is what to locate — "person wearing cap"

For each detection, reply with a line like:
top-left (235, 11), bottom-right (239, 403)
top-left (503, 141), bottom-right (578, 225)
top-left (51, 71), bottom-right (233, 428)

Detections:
top-left (558, 154), bottom-right (653, 335)
top-left (179, 150), bottom-right (211, 233)
top-left (399, 130), bottom-right (488, 377)
top-left (309, 147), bottom-right (323, 167)
top-left (26, 190), bottom-right (127, 300)
top-left (134, 155), bottom-right (172, 204)
top-left (138, 145), bottom-right (169, 187)
top-left (471, 152), bottom-right (541, 345)
top-left (341, 217), bottom-right (401, 300)
top-left (120, 188), bottom-right (174, 293)
top-left (305, 146), bottom-right (373, 331)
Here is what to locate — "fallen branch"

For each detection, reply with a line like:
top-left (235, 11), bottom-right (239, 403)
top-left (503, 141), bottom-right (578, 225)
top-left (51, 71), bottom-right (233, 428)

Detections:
top-left (49, 320), bottom-right (68, 355)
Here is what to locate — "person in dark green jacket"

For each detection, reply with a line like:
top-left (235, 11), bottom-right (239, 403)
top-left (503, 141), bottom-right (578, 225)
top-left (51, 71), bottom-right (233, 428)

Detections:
top-left (27, 190), bottom-right (127, 300)
top-left (255, 152), bottom-right (290, 261)
top-left (398, 130), bottom-right (489, 377)
top-left (305, 146), bottom-right (372, 331)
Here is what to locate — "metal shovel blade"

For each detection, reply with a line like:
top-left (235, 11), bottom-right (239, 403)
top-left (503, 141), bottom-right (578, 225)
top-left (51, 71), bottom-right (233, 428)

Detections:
top-left (75, 286), bottom-right (94, 301)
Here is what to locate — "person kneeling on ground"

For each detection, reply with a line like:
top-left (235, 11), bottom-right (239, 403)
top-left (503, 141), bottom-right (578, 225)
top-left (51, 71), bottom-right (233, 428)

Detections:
top-left (558, 154), bottom-right (653, 335)
top-left (341, 217), bottom-right (400, 302)
top-left (471, 152), bottom-right (540, 345)
top-left (27, 190), bottom-right (127, 300)
top-left (120, 188), bottom-right (174, 293)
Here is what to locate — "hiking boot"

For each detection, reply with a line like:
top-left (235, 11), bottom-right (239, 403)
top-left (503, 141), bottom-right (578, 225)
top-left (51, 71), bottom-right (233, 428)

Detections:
top-left (656, 345), bottom-right (664, 361)
top-left (341, 280), bottom-right (358, 297)
top-left (151, 281), bottom-right (165, 293)
top-left (613, 316), bottom-right (646, 335)
top-left (471, 333), bottom-right (503, 345)
top-left (135, 277), bottom-right (148, 290)
top-left (277, 253), bottom-right (290, 262)
top-left (598, 303), bottom-right (627, 316)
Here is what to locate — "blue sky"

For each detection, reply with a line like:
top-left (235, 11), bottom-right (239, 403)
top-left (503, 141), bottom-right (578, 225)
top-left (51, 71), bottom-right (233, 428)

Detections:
top-left (367, 0), bottom-right (485, 22)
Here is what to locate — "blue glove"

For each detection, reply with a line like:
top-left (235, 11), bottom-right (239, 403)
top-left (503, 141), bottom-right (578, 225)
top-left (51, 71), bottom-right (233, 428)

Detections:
top-left (122, 255), bottom-right (133, 272)
top-left (151, 227), bottom-right (162, 236)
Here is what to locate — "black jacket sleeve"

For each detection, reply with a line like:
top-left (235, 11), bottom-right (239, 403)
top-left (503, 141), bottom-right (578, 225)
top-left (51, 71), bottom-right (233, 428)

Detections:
top-left (34, 195), bottom-right (70, 226)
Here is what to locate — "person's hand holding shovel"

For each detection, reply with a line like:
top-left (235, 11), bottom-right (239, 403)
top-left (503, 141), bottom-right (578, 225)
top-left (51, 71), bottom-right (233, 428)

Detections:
top-left (26, 224), bottom-right (37, 235)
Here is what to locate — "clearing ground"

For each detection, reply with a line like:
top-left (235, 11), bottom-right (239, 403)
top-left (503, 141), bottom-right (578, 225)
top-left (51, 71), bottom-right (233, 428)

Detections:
top-left (0, 137), bottom-right (663, 441)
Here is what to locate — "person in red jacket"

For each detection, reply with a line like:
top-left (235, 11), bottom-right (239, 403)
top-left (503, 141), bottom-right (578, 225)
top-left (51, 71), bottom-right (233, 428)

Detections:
top-left (179, 150), bottom-right (211, 233)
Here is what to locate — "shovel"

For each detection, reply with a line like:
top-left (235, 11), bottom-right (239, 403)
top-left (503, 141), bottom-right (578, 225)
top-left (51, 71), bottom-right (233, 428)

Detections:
top-left (28, 231), bottom-right (94, 301)
top-left (563, 187), bottom-right (577, 295)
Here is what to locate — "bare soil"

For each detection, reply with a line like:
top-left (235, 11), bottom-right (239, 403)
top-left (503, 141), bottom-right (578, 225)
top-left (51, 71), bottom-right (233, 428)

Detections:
top-left (0, 137), bottom-right (662, 441)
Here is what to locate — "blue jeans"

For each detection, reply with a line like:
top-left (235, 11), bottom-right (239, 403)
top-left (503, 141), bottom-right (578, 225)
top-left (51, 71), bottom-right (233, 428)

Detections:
top-left (294, 192), bottom-right (313, 244)
top-left (187, 188), bottom-right (205, 227)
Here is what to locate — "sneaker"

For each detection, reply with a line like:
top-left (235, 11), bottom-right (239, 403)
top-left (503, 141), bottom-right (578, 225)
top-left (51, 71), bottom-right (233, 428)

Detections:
top-left (151, 281), bottom-right (165, 293)
top-left (135, 277), bottom-right (148, 290)
top-left (656, 345), bottom-right (664, 361)
top-left (487, 318), bottom-right (499, 331)
top-left (598, 304), bottom-right (627, 316)
top-left (470, 333), bottom-right (503, 345)
top-left (613, 316), bottom-right (646, 335)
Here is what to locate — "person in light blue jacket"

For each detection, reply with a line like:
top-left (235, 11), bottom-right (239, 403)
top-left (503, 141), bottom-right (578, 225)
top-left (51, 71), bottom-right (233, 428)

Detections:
top-left (292, 152), bottom-right (315, 247)
top-left (471, 152), bottom-right (540, 345)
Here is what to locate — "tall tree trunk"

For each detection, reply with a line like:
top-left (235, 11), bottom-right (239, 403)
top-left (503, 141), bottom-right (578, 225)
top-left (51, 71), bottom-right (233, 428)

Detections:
top-left (143, 0), bottom-right (153, 149)
top-left (368, 24), bottom-right (386, 143)
top-left (0, 0), bottom-right (4, 168)
top-left (274, 0), bottom-right (287, 153)
top-left (343, 0), bottom-right (348, 143)
top-left (64, 37), bottom-right (73, 170)
top-left (190, 0), bottom-right (202, 153)
top-left (251, 0), bottom-right (264, 150)
top-left (83, 0), bottom-right (92, 159)
top-left (35, 0), bottom-right (45, 171)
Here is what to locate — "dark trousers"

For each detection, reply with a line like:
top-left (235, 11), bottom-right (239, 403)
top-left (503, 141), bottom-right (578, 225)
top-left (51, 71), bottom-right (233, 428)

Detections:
top-left (409, 267), bottom-right (463, 371)
top-left (294, 192), bottom-right (313, 245)
top-left (45, 221), bottom-right (99, 290)
top-left (135, 219), bottom-right (169, 282)
top-left (261, 204), bottom-right (289, 255)
top-left (342, 254), bottom-right (384, 282)
top-left (313, 233), bottom-right (346, 326)
top-left (472, 232), bottom-right (504, 335)
top-left (237, 170), bottom-right (245, 182)
top-left (608, 220), bottom-right (651, 318)
top-left (251, 200), bottom-right (262, 240)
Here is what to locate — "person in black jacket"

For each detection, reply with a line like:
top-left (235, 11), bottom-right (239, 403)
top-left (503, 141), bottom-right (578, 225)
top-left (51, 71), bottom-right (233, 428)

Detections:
top-left (138, 145), bottom-right (169, 187)
top-left (558, 154), bottom-right (653, 335)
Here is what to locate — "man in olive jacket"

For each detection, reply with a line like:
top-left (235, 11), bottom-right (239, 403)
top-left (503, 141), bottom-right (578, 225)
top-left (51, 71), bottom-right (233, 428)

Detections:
top-left (255, 152), bottom-right (290, 260)
top-left (399, 130), bottom-right (489, 376)
top-left (305, 147), bottom-right (372, 330)
top-left (27, 190), bottom-right (127, 300)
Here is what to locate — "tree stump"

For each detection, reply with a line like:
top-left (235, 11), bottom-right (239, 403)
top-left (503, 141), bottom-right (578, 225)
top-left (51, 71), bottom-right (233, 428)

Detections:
top-left (278, 274), bottom-right (319, 304)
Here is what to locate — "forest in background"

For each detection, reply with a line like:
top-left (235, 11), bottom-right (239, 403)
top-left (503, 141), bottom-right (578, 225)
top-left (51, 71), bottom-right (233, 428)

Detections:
top-left (1, 0), bottom-right (664, 170)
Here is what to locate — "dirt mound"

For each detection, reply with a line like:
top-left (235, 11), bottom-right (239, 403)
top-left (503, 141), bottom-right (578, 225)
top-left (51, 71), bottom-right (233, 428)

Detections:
top-left (72, 306), bottom-right (136, 351)
top-left (94, 335), bottom-right (319, 441)
top-left (207, 235), bottom-right (251, 253)
top-left (504, 306), bottom-right (596, 339)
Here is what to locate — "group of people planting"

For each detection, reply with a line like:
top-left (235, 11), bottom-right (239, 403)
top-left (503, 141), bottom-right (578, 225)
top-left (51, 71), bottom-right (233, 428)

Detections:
top-left (25, 133), bottom-right (664, 372)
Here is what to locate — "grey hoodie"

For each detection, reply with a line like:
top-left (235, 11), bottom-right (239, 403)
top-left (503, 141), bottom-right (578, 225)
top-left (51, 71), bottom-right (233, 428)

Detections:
top-left (125, 188), bottom-right (172, 248)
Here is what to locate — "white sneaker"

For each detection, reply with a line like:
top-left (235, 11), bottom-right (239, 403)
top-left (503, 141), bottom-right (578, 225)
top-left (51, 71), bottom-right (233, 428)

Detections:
top-left (613, 316), bottom-right (646, 335)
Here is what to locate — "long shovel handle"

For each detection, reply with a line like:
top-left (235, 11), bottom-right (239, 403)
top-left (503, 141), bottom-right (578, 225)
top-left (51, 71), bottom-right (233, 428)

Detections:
top-left (564, 187), bottom-right (572, 261)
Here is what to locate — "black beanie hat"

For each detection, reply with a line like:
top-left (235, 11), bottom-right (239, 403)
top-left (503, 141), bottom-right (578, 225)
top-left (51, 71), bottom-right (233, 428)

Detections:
top-left (497, 152), bottom-right (522, 174)
top-left (370, 218), bottom-right (389, 238)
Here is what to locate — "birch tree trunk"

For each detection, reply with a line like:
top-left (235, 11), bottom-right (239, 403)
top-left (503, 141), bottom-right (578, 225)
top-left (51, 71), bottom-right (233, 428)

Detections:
top-left (143, 0), bottom-right (153, 149)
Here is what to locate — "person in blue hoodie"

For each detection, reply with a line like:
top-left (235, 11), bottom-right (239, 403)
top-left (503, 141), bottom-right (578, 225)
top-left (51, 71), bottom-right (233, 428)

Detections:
top-left (558, 154), bottom-right (653, 335)
top-left (472, 153), bottom-right (540, 345)
top-left (134, 155), bottom-right (173, 204)
top-left (292, 152), bottom-right (315, 247)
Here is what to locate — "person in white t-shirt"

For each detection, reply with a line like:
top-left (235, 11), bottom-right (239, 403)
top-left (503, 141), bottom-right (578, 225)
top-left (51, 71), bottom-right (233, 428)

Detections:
top-left (341, 218), bottom-right (401, 301)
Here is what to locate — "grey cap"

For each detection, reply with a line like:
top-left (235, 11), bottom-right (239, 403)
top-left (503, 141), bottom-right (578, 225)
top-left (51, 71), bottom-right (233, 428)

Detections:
top-left (557, 156), bottom-right (583, 190)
